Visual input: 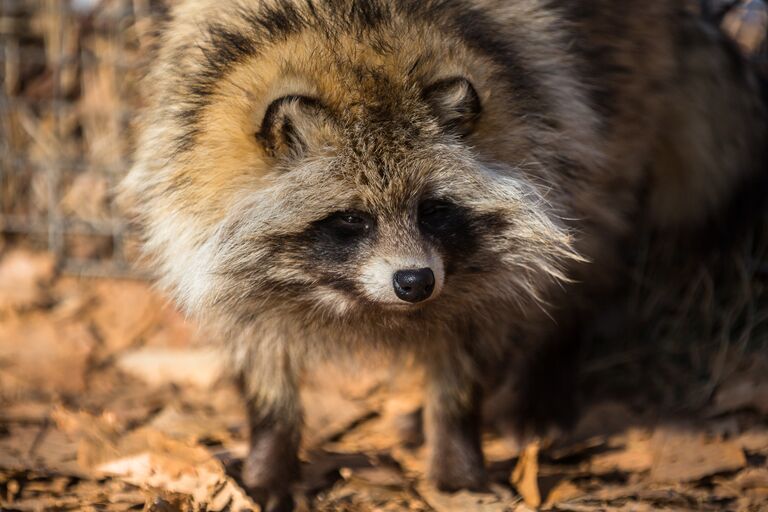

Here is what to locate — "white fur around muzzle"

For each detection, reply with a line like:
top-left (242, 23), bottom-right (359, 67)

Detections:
top-left (359, 251), bottom-right (445, 305)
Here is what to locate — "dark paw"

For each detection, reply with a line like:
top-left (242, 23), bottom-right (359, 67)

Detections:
top-left (242, 457), bottom-right (296, 512)
top-left (244, 487), bottom-right (294, 512)
top-left (428, 437), bottom-right (488, 493)
top-left (425, 384), bottom-right (487, 493)
top-left (429, 458), bottom-right (488, 493)
top-left (240, 423), bottom-right (300, 512)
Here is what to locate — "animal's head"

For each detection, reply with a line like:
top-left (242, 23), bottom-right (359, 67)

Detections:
top-left (123, 0), bottom-right (595, 326)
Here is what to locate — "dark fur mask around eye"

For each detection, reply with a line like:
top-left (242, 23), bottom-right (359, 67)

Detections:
top-left (418, 198), bottom-right (461, 233)
top-left (422, 77), bottom-right (482, 137)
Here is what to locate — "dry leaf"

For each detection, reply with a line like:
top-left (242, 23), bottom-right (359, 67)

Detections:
top-left (0, 423), bottom-right (84, 476)
top-left (736, 428), bottom-right (768, 453)
top-left (416, 482), bottom-right (516, 512)
top-left (649, 428), bottom-right (747, 483)
top-left (143, 304), bottom-right (203, 348)
top-left (715, 467), bottom-right (768, 501)
top-left (306, 361), bottom-right (391, 401)
top-left (321, 472), bottom-right (427, 512)
top-left (97, 429), bottom-right (259, 512)
top-left (483, 434), bottom-right (521, 463)
top-left (52, 406), bottom-right (123, 471)
top-left (28, 427), bottom-right (86, 476)
top-left (302, 386), bottom-right (375, 449)
top-left (544, 480), bottom-right (584, 508)
top-left (0, 249), bottom-right (55, 311)
top-left (50, 276), bottom-right (95, 320)
top-left (326, 392), bottom-right (422, 455)
top-left (732, 468), bottom-right (768, 491)
top-left (53, 407), bottom-right (257, 511)
top-left (588, 429), bottom-right (653, 475)
top-left (0, 314), bottom-right (95, 394)
top-left (510, 440), bottom-right (541, 508)
top-left (149, 406), bottom-right (235, 445)
top-left (89, 280), bottom-right (166, 353)
top-left (0, 400), bottom-right (52, 423)
top-left (341, 465), bottom-right (407, 488)
top-left (0, 425), bottom-right (51, 471)
top-left (116, 347), bottom-right (225, 389)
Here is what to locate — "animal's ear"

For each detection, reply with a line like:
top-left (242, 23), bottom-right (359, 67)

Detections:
top-left (256, 95), bottom-right (329, 158)
top-left (423, 77), bottom-right (482, 137)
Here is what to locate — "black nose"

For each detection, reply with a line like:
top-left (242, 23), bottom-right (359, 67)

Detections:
top-left (393, 268), bottom-right (435, 303)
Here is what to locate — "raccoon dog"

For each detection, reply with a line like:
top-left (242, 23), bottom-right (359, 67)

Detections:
top-left (122, 0), bottom-right (767, 508)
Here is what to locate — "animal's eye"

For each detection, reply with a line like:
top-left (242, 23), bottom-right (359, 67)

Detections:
top-left (320, 211), bottom-right (373, 237)
top-left (339, 213), bottom-right (365, 225)
top-left (420, 200), bottom-right (451, 217)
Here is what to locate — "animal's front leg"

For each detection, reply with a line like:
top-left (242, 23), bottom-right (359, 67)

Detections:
top-left (238, 354), bottom-right (301, 512)
top-left (424, 354), bottom-right (487, 492)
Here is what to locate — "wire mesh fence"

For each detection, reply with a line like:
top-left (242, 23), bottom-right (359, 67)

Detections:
top-left (0, 0), bottom-right (765, 278)
top-left (0, 0), bottom-right (167, 277)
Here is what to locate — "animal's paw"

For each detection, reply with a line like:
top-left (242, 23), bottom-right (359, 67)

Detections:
top-left (240, 427), bottom-right (300, 512)
top-left (241, 456), bottom-right (296, 512)
top-left (428, 446), bottom-right (488, 493)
